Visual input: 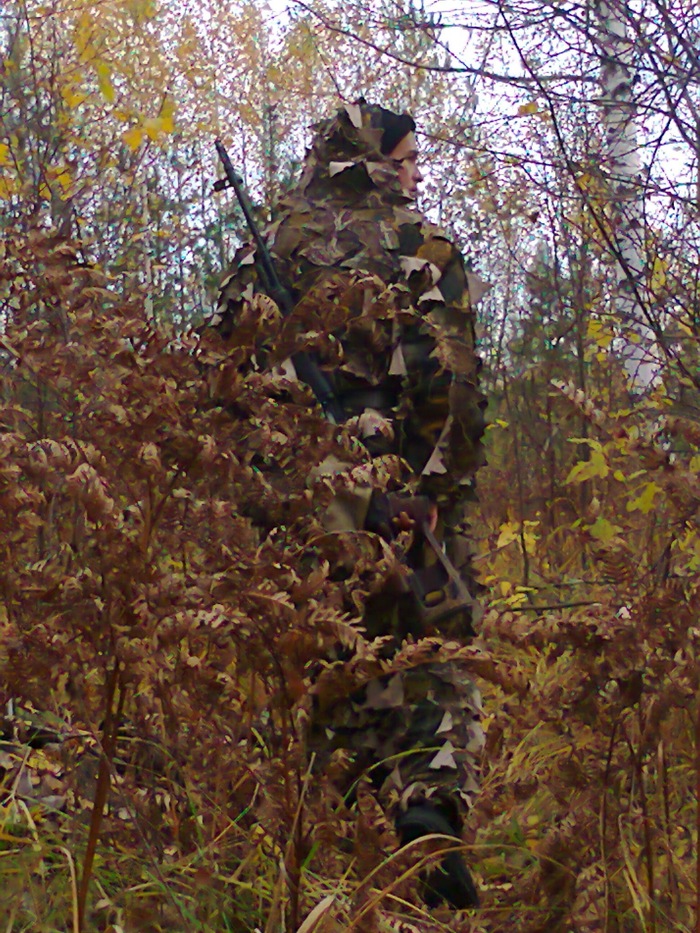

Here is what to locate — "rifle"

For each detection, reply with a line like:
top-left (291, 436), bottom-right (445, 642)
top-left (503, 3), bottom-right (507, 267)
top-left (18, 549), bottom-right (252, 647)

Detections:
top-left (214, 139), bottom-right (344, 424)
top-left (214, 140), bottom-right (475, 634)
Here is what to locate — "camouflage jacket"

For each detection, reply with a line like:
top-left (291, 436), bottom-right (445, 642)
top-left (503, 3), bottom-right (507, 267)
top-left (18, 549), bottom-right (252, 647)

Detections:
top-left (211, 102), bottom-right (485, 513)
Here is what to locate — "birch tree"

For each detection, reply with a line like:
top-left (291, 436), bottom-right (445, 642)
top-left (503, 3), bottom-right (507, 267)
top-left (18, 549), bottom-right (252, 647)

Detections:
top-left (594, 0), bottom-right (661, 393)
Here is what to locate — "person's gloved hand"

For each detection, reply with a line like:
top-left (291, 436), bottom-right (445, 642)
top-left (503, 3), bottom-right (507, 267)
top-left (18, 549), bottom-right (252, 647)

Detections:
top-left (365, 491), bottom-right (437, 539)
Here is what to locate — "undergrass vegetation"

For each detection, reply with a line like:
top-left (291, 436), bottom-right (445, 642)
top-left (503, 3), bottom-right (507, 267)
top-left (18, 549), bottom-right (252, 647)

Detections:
top-left (1, 230), bottom-right (698, 932)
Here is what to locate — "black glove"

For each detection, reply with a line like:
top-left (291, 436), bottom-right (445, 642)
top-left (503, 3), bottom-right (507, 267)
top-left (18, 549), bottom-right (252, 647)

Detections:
top-left (364, 491), bottom-right (436, 540)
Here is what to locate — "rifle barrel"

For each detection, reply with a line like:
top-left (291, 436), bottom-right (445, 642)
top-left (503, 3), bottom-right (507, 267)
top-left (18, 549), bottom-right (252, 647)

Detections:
top-left (214, 139), bottom-right (344, 424)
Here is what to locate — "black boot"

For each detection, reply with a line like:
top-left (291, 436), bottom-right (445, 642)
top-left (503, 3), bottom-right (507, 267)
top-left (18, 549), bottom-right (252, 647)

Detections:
top-left (396, 804), bottom-right (479, 909)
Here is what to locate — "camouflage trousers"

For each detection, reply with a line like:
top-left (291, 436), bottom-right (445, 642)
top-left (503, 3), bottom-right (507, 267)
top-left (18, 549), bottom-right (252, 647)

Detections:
top-left (308, 660), bottom-right (483, 828)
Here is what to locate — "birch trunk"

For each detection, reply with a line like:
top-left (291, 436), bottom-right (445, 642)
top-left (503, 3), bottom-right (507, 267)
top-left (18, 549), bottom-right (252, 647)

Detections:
top-left (595, 0), bottom-right (661, 393)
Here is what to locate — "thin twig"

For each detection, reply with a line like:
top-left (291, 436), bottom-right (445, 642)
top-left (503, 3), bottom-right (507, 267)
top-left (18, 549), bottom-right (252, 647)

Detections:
top-left (636, 704), bottom-right (656, 933)
top-left (58, 846), bottom-right (80, 933)
top-left (77, 663), bottom-right (125, 930)
top-left (695, 700), bottom-right (700, 933)
top-left (505, 600), bottom-right (610, 613)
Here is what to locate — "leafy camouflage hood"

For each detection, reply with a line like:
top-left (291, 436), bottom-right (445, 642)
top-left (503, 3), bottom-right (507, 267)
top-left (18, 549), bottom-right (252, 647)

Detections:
top-left (214, 99), bottom-right (487, 495)
top-left (290, 100), bottom-right (412, 208)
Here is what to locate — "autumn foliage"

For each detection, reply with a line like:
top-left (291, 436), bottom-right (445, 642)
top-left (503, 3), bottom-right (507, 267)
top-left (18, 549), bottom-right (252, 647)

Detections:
top-left (0, 226), bottom-right (484, 931)
top-left (0, 224), bottom-right (365, 926)
top-left (474, 385), bottom-right (700, 931)
top-left (3, 0), bottom-right (700, 931)
top-left (1, 225), bottom-right (699, 933)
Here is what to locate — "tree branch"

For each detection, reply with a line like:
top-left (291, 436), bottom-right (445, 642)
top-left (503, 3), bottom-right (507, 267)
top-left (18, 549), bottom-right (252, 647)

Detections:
top-left (289, 0), bottom-right (597, 89)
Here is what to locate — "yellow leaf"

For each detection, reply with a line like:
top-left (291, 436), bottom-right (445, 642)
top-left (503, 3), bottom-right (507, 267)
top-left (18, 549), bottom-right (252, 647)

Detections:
top-left (95, 61), bottom-right (115, 103)
top-left (588, 516), bottom-right (622, 544)
top-left (127, 0), bottom-right (157, 22)
top-left (486, 419), bottom-right (509, 432)
top-left (587, 317), bottom-right (613, 349)
top-left (650, 256), bottom-right (667, 294)
top-left (55, 168), bottom-right (73, 196)
top-left (496, 522), bottom-right (519, 549)
top-left (0, 143), bottom-right (9, 166)
top-left (0, 175), bottom-right (17, 199)
top-left (74, 11), bottom-right (96, 62)
top-left (143, 112), bottom-right (175, 140)
top-left (505, 590), bottom-right (529, 607)
top-left (161, 95), bottom-right (175, 119)
top-left (522, 527), bottom-right (539, 554)
top-left (61, 85), bottom-right (88, 108)
top-left (123, 126), bottom-right (144, 150)
top-left (626, 482), bottom-right (661, 514)
top-left (518, 101), bottom-right (539, 115)
top-left (566, 449), bottom-right (609, 484)
top-left (143, 118), bottom-right (162, 141)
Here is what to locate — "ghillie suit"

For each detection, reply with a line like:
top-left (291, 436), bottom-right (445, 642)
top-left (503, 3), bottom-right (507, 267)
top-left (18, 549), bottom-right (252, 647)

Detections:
top-left (210, 100), bottom-right (487, 908)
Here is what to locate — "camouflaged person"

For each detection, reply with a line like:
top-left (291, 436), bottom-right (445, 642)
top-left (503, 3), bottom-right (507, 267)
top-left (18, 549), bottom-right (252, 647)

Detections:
top-left (212, 100), bottom-right (487, 909)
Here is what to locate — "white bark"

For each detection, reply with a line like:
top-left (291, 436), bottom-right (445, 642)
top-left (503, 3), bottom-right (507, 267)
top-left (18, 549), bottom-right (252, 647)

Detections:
top-left (595, 0), bottom-right (661, 393)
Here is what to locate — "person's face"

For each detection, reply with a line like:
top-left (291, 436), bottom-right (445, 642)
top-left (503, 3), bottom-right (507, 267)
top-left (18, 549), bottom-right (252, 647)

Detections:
top-left (388, 131), bottom-right (423, 198)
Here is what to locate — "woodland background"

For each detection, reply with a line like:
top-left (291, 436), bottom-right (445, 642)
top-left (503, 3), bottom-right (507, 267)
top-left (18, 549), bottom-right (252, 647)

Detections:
top-left (1, 0), bottom-right (700, 931)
